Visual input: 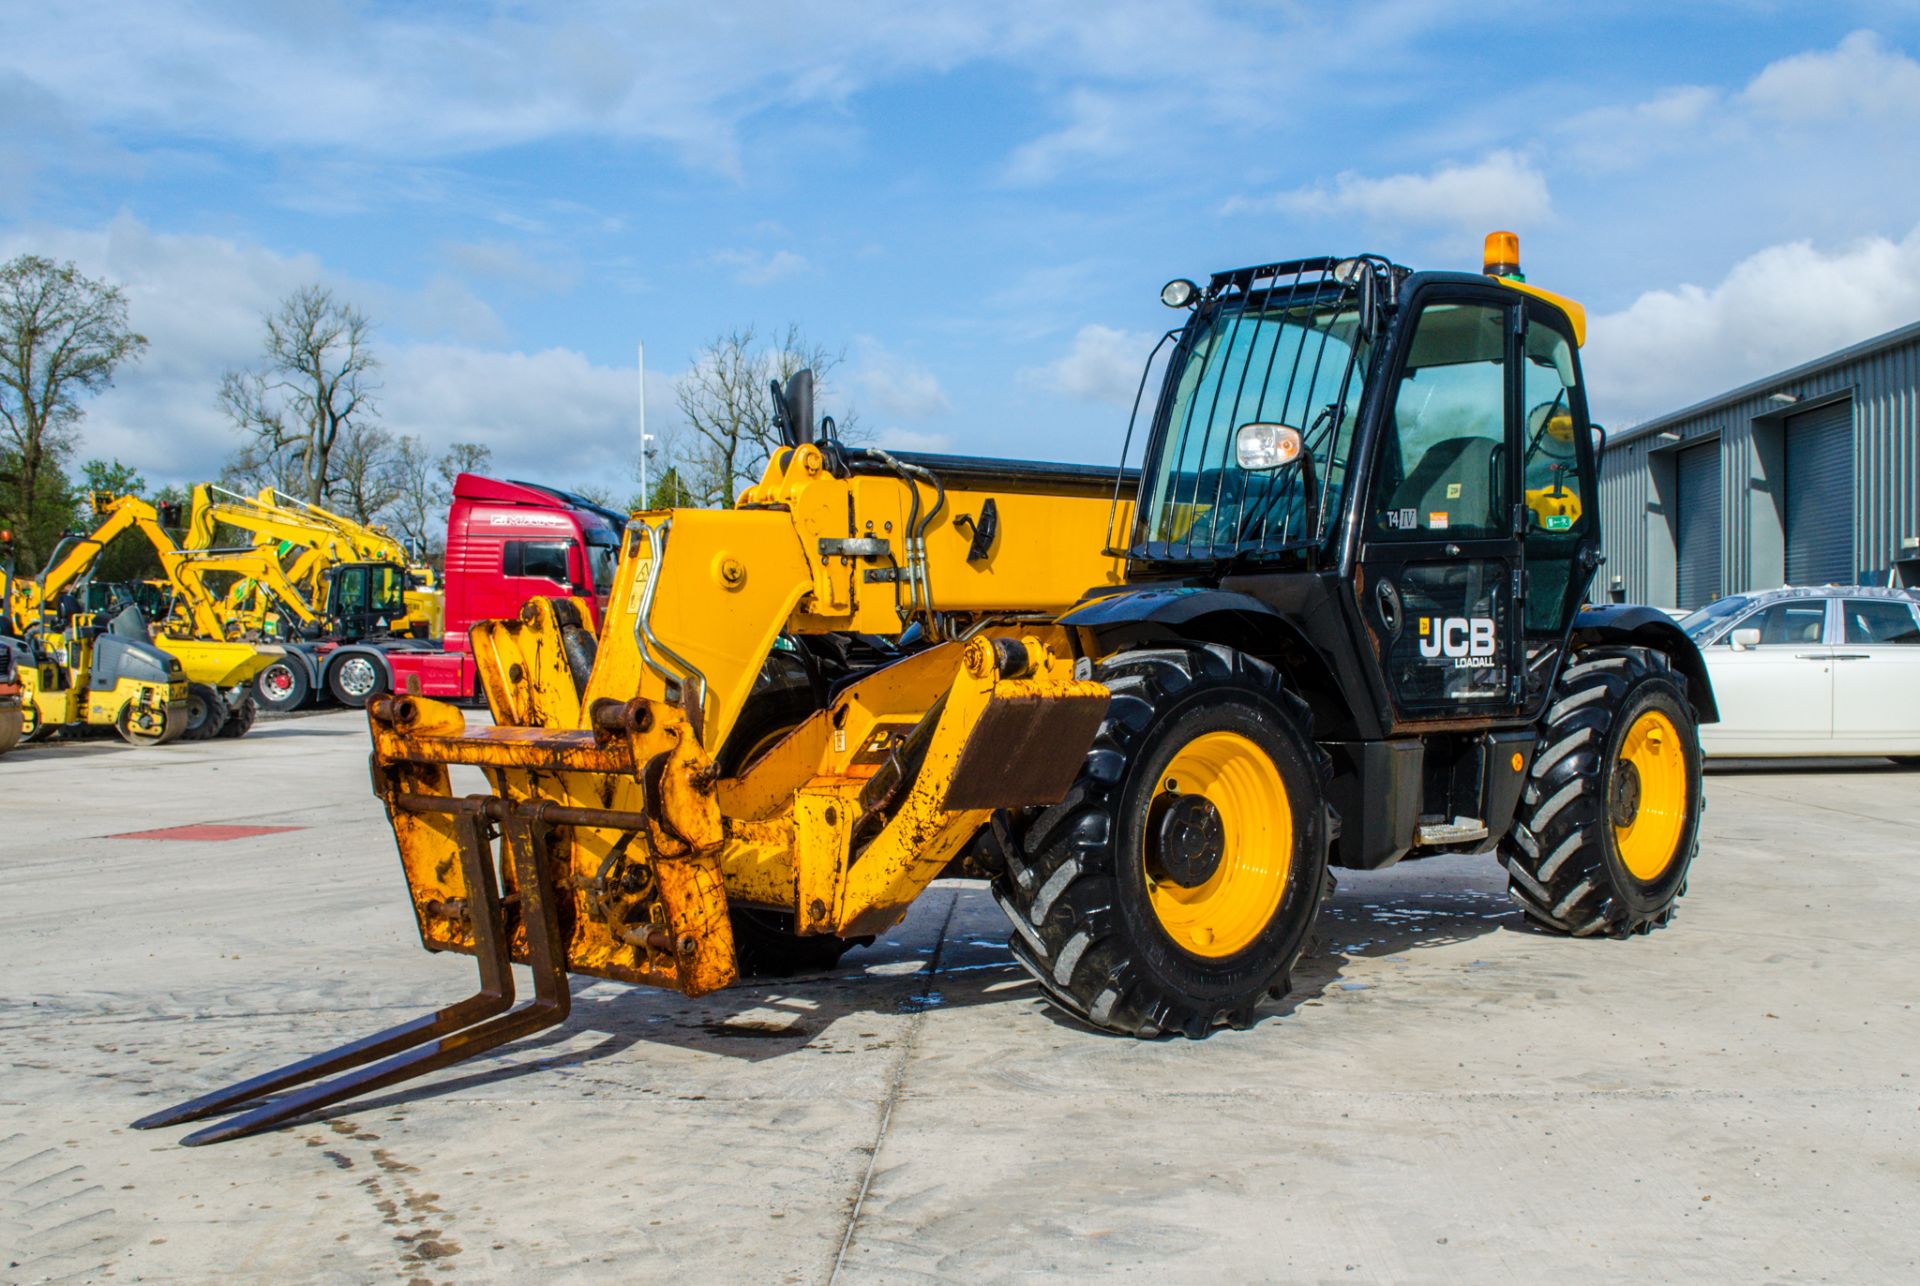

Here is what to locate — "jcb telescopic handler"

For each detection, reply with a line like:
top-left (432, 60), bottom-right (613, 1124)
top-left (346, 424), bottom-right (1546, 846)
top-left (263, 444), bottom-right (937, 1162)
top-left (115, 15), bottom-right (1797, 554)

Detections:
top-left (138, 235), bottom-right (1716, 1144)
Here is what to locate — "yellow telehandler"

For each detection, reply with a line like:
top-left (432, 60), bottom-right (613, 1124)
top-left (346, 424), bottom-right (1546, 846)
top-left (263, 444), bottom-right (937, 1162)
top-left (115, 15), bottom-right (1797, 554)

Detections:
top-left (138, 236), bottom-right (1719, 1144)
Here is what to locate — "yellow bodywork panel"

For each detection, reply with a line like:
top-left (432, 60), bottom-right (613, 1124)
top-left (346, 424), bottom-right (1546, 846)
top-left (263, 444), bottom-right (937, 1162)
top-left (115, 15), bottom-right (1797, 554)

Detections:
top-left (1495, 276), bottom-right (1587, 346)
top-left (155, 637), bottom-right (281, 688)
top-left (366, 448), bottom-right (1125, 1000)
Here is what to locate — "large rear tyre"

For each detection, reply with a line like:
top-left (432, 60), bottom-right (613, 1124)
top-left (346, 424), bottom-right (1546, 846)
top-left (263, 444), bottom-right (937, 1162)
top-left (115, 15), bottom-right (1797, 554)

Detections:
top-left (253, 659), bottom-right (311, 712)
top-left (991, 645), bottom-right (1331, 1038)
top-left (718, 679), bottom-right (871, 977)
top-left (1503, 646), bottom-right (1703, 937)
top-left (217, 694), bottom-right (258, 739)
top-left (183, 683), bottom-right (228, 741)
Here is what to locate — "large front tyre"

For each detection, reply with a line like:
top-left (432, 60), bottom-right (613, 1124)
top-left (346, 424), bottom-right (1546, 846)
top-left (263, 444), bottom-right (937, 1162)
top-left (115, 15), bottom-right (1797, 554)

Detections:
top-left (1503, 646), bottom-right (1704, 937)
top-left (991, 646), bottom-right (1331, 1038)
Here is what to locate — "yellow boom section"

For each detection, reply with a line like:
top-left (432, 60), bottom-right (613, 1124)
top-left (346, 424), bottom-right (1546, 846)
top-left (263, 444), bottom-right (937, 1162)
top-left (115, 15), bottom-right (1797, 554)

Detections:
top-left (184, 485), bottom-right (441, 635)
top-left (368, 444), bottom-right (1129, 998)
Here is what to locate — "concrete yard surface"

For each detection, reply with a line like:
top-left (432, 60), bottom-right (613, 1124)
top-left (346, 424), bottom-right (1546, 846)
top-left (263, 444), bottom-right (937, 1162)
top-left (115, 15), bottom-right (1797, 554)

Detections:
top-left (2, 710), bottom-right (1917, 1282)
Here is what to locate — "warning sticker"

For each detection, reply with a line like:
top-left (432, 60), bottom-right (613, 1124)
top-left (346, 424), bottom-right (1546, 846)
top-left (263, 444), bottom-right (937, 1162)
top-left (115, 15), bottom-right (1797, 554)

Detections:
top-left (1445, 482), bottom-right (1463, 499)
top-left (1428, 511), bottom-right (1449, 530)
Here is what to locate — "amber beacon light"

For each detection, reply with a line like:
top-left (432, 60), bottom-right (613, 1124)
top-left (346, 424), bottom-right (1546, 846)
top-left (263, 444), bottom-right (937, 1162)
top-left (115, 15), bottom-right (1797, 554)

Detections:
top-left (1483, 230), bottom-right (1523, 280)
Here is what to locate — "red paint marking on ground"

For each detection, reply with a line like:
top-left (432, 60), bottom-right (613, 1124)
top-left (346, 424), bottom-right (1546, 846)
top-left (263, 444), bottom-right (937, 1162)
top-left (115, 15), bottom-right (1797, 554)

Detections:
top-left (110, 824), bottom-right (306, 842)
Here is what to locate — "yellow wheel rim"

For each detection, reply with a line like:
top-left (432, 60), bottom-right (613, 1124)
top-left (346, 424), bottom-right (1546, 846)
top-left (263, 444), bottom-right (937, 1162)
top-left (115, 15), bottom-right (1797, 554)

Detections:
top-left (1143, 730), bottom-right (1291, 959)
top-left (1612, 708), bottom-right (1688, 882)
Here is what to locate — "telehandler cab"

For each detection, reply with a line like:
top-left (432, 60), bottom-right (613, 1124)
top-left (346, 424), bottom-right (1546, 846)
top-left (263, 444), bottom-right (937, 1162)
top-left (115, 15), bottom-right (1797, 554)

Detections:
top-left (138, 235), bottom-right (1716, 1144)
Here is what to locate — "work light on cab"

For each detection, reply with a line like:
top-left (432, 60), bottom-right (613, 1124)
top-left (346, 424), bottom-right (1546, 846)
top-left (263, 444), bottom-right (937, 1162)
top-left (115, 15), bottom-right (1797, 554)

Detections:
top-left (1235, 422), bottom-right (1303, 470)
top-left (1160, 278), bottom-right (1198, 308)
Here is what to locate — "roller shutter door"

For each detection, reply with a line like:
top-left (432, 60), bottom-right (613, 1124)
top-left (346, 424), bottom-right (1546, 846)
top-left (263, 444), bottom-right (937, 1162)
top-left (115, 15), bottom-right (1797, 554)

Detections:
top-left (1785, 400), bottom-right (1853, 586)
top-left (1674, 441), bottom-right (1721, 610)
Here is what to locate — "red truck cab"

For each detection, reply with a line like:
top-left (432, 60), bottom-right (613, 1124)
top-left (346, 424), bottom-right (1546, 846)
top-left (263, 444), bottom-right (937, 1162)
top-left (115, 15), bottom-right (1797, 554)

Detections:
top-left (387, 474), bottom-right (625, 700)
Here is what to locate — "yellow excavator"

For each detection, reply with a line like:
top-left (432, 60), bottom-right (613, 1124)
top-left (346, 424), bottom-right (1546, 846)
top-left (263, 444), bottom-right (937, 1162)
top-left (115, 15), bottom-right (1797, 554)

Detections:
top-left (4, 496), bottom-right (280, 742)
top-left (137, 236), bottom-right (1720, 1145)
top-left (174, 484), bottom-right (442, 711)
top-left (183, 485), bottom-right (441, 640)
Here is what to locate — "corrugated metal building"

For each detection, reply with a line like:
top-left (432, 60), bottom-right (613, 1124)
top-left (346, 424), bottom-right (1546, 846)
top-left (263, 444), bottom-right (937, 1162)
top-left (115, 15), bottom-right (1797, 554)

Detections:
top-left (1597, 321), bottom-right (1920, 610)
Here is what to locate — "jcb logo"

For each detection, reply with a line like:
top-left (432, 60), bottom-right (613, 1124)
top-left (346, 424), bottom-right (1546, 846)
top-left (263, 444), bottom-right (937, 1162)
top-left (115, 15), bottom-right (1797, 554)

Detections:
top-left (1418, 616), bottom-right (1496, 660)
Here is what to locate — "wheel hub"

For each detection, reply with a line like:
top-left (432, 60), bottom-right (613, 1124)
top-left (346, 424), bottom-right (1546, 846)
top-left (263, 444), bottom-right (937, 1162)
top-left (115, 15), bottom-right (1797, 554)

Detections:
top-left (338, 657), bottom-right (376, 697)
top-left (1610, 758), bottom-right (1642, 828)
top-left (1152, 793), bottom-right (1226, 888)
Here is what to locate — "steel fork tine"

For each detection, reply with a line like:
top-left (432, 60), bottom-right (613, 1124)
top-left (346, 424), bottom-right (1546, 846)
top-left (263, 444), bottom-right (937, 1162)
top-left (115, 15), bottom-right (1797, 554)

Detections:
top-left (132, 813), bottom-right (516, 1133)
top-left (168, 815), bottom-right (573, 1145)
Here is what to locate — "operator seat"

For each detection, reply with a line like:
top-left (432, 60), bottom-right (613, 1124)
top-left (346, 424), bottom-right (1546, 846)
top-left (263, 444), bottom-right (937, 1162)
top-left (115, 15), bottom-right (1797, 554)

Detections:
top-left (1385, 435), bottom-right (1500, 532)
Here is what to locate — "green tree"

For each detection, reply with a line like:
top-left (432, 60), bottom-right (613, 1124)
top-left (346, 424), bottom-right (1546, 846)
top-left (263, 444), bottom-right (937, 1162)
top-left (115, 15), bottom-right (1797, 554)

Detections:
top-left (637, 465), bottom-right (698, 510)
top-left (0, 255), bottom-right (148, 569)
top-left (77, 458), bottom-right (165, 584)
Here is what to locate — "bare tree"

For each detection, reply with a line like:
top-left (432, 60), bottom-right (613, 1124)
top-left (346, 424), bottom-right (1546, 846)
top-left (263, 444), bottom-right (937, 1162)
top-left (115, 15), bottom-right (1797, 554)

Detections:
top-left (673, 325), bottom-right (855, 507)
top-left (385, 434), bottom-right (438, 552)
top-left (220, 285), bottom-right (378, 505)
top-left (327, 421), bottom-right (404, 524)
top-left (0, 255), bottom-right (147, 568)
top-left (436, 440), bottom-right (492, 487)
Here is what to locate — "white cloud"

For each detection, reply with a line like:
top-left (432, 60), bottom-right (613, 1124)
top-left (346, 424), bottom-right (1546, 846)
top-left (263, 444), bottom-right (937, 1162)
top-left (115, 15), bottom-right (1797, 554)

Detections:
top-left (381, 344), bottom-right (658, 482)
top-left (852, 340), bottom-right (951, 420)
top-left (442, 239), bottom-right (579, 294)
top-left (1743, 29), bottom-right (1920, 124)
top-left (0, 1), bottom-right (1458, 191)
top-left (1230, 150), bottom-right (1551, 232)
top-left (1584, 224), bottom-right (1920, 426)
top-left (1002, 89), bottom-right (1147, 187)
top-left (1024, 324), bottom-right (1156, 407)
top-left (0, 215), bottom-right (662, 489)
top-left (712, 247), bottom-right (810, 287)
top-left (870, 427), bottom-right (955, 453)
top-left (1559, 86), bottom-right (1721, 173)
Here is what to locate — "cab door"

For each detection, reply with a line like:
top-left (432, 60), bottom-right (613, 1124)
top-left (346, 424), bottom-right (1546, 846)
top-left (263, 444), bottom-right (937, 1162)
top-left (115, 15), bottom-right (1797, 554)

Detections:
top-left (1356, 289), bottom-right (1525, 722)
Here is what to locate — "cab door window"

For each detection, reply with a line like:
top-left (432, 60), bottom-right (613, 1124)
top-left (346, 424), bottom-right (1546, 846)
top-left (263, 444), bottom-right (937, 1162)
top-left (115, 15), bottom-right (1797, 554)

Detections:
top-left (503, 540), bottom-right (573, 586)
top-left (1370, 302), bottom-right (1509, 540)
top-left (1519, 315), bottom-right (1595, 637)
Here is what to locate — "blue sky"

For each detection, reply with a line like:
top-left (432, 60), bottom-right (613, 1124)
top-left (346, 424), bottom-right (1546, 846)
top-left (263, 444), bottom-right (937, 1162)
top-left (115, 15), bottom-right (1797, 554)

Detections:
top-left (5, 2), bottom-right (1920, 495)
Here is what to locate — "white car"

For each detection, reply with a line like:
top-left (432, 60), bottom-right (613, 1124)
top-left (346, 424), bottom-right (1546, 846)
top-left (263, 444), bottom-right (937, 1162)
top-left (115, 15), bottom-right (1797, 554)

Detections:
top-left (1680, 587), bottom-right (1920, 760)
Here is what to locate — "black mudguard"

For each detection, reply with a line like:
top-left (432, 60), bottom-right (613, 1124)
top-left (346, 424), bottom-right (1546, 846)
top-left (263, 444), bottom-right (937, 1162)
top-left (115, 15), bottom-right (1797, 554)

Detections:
top-left (1569, 604), bottom-right (1719, 723)
top-left (1061, 585), bottom-right (1290, 641)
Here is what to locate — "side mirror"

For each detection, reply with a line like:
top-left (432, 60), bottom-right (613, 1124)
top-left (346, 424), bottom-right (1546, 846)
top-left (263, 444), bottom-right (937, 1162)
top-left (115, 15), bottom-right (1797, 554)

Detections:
top-left (1235, 423), bottom-right (1304, 471)
top-left (780, 369), bottom-right (815, 448)
top-left (1729, 627), bottom-right (1761, 651)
